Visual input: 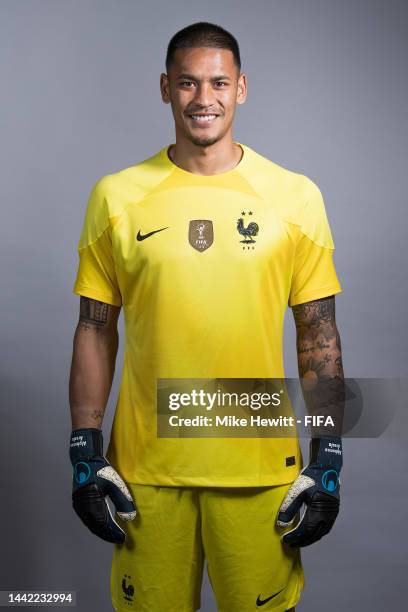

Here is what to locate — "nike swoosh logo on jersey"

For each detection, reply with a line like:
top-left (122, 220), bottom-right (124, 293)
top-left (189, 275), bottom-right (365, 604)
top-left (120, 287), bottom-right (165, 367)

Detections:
top-left (136, 227), bottom-right (169, 241)
top-left (256, 588), bottom-right (285, 607)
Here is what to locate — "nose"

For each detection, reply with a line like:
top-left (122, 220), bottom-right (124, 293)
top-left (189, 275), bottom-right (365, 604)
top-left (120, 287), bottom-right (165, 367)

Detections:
top-left (193, 82), bottom-right (215, 109)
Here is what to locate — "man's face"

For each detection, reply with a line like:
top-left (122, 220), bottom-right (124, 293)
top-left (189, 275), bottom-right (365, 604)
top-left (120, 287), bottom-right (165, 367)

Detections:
top-left (160, 47), bottom-right (246, 147)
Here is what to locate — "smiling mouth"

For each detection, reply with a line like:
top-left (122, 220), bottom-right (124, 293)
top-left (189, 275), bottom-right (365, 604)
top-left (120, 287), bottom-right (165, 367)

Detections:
top-left (187, 113), bottom-right (219, 123)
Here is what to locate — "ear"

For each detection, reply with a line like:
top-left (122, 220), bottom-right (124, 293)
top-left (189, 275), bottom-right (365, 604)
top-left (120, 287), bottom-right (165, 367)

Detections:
top-left (236, 73), bottom-right (247, 105)
top-left (160, 73), bottom-right (171, 104)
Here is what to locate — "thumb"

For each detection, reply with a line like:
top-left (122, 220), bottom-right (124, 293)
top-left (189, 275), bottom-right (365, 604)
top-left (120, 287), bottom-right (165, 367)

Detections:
top-left (97, 466), bottom-right (137, 521)
top-left (276, 474), bottom-right (315, 527)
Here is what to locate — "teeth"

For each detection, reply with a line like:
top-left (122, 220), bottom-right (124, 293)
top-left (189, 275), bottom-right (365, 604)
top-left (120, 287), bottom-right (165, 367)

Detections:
top-left (190, 114), bottom-right (217, 122)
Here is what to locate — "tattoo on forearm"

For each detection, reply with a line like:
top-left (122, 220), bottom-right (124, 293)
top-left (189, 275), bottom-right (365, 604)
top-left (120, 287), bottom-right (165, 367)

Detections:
top-left (293, 296), bottom-right (345, 436)
top-left (294, 297), bottom-right (341, 376)
top-left (297, 343), bottom-right (314, 355)
top-left (79, 297), bottom-right (109, 330)
top-left (90, 409), bottom-right (104, 425)
top-left (293, 296), bottom-right (335, 329)
top-left (335, 355), bottom-right (343, 373)
top-left (316, 339), bottom-right (330, 351)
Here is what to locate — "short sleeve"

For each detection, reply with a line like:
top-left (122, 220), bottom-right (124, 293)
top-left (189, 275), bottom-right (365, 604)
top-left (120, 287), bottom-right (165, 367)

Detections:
top-left (72, 177), bottom-right (122, 306)
top-left (288, 179), bottom-right (342, 307)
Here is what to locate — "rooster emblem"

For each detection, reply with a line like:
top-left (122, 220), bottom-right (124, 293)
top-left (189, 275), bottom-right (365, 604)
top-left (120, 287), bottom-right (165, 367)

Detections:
top-left (237, 217), bottom-right (259, 243)
top-left (122, 574), bottom-right (135, 602)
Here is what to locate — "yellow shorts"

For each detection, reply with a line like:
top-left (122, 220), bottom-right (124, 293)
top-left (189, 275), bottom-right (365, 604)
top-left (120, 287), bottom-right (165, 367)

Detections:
top-left (111, 483), bottom-right (304, 612)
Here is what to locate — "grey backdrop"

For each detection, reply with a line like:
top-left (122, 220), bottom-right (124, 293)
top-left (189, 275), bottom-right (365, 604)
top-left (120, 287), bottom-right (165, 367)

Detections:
top-left (1, 0), bottom-right (407, 610)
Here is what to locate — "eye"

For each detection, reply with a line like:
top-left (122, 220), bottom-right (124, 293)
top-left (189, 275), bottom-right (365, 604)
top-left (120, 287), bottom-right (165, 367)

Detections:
top-left (214, 81), bottom-right (227, 88)
top-left (180, 80), bottom-right (194, 88)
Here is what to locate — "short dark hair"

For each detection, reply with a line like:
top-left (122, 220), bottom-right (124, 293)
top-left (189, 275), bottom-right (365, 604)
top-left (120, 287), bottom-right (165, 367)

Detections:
top-left (166, 22), bottom-right (241, 73)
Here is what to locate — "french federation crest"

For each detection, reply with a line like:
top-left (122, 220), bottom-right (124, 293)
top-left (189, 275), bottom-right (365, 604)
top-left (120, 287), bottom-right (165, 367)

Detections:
top-left (237, 217), bottom-right (259, 243)
top-left (189, 220), bottom-right (214, 252)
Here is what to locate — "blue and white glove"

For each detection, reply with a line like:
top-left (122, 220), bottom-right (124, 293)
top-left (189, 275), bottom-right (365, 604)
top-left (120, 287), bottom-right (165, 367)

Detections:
top-left (277, 436), bottom-right (342, 547)
top-left (69, 428), bottom-right (136, 543)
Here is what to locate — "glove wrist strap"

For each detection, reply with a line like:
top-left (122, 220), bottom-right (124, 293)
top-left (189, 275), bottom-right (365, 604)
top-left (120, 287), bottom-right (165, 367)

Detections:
top-left (309, 436), bottom-right (343, 471)
top-left (69, 428), bottom-right (103, 465)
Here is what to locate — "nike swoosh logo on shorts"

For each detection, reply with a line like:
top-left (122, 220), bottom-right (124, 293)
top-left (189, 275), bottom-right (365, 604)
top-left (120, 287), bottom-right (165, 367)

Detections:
top-left (136, 227), bottom-right (169, 241)
top-left (256, 588), bottom-right (285, 606)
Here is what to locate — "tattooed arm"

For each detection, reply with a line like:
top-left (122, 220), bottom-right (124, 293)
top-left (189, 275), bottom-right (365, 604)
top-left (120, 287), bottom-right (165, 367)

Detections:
top-left (292, 295), bottom-right (345, 436)
top-left (69, 297), bottom-right (121, 430)
top-left (276, 297), bottom-right (345, 547)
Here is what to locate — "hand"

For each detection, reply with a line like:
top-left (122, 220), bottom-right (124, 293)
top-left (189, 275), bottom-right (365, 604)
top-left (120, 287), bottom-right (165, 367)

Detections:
top-left (277, 437), bottom-right (342, 547)
top-left (69, 428), bottom-right (136, 543)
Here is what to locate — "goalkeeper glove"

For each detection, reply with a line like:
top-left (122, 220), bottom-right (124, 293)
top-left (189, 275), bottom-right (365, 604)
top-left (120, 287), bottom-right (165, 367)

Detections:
top-left (277, 436), bottom-right (342, 547)
top-left (69, 428), bottom-right (136, 543)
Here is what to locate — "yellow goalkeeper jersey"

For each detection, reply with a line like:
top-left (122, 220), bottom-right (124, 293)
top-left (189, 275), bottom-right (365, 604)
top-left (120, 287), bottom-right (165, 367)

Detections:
top-left (73, 142), bottom-right (342, 487)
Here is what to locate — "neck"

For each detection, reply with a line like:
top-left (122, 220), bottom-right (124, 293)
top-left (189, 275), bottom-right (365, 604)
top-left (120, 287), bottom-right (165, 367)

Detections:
top-left (168, 137), bottom-right (243, 176)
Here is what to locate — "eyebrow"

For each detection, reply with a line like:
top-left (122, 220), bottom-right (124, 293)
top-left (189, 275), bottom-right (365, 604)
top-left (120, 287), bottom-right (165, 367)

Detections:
top-left (176, 73), bottom-right (232, 81)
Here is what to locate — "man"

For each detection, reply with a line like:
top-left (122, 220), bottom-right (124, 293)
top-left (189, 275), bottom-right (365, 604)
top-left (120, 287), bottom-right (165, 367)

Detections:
top-left (69, 22), bottom-right (344, 612)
